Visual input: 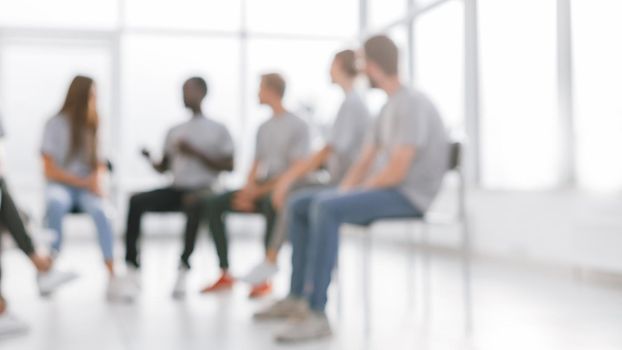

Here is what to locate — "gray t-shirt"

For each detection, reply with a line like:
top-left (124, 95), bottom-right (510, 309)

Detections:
top-left (326, 91), bottom-right (371, 184)
top-left (368, 87), bottom-right (449, 212)
top-left (255, 111), bottom-right (310, 181)
top-left (164, 115), bottom-right (234, 190)
top-left (41, 114), bottom-right (101, 178)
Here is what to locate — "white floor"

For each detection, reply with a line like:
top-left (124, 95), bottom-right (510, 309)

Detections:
top-left (1, 226), bottom-right (621, 350)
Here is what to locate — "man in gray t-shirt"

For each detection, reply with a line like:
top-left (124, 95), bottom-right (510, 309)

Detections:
top-left (243, 50), bottom-right (372, 287)
top-left (272, 36), bottom-right (450, 343)
top-left (196, 73), bottom-right (310, 297)
top-left (124, 77), bottom-right (235, 272)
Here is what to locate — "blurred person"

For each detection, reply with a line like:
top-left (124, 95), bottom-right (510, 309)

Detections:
top-left (241, 49), bottom-right (371, 286)
top-left (196, 73), bottom-right (310, 299)
top-left (261, 35), bottom-right (450, 343)
top-left (121, 77), bottom-right (235, 299)
top-left (0, 113), bottom-right (75, 336)
top-left (42, 76), bottom-right (133, 302)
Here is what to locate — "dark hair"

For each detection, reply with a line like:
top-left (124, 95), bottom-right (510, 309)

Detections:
top-left (187, 76), bottom-right (208, 98)
top-left (261, 73), bottom-right (286, 98)
top-left (334, 50), bottom-right (358, 77)
top-left (59, 75), bottom-right (99, 169)
top-left (364, 35), bottom-right (399, 76)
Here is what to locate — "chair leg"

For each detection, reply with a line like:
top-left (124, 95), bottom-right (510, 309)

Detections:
top-left (362, 228), bottom-right (372, 336)
top-left (461, 219), bottom-right (474, 337)
top-left (421, 222), bottom-right (431, 328)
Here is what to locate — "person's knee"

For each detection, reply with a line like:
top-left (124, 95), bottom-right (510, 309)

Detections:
top-left (129, 192), bottom-right (148, 211)
top-left (46, 194), bottom-right (71, 214)
top-left (311, 196), bottom-right (341, 222)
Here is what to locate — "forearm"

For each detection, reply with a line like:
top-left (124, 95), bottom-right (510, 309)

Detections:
top-left (282, 147), bottom-right (331, 185)
top-left (196, 154), bottom-right (234, 172)
top-left (44, 166), bottom-right (86, 188)
top-left (363, 168), bottom-right (404, 189)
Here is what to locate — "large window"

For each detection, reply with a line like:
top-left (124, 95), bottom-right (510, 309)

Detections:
top-left (479, 0), bottom-right (559, 189)
top-left (124, 0), bottom-right (241, 31)
top-left (0, 0), bottom-right (118, 28)
top-left (414, 0), bottom-right (464, 131)
top-left (573, 0), bottom-right (622, 192)
top-left (120, 35), bottom-right (241, 190)
top-left (0, 39), bottom-right (112, 191)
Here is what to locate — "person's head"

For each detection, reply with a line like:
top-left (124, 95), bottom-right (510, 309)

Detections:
top-left (258, 73), bottom-right (286, 106)
top-left (330, 49), bottom-right (358, 87)
top-left (362, 35), bottom-right (399, 88)
top-left (60, 75), bottom-right (99, 168)
top-left (183, 77), bottom-right (208, 112)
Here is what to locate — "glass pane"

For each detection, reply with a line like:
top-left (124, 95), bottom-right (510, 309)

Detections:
top-left (243, 39), bottom-right (345, 181)
top-left (246, 0), bottom-right (358, 37)
top-left (0, 42), bottom-right (112, 193)
top-left (573, 0), bottom-right (622, 191)
top-left (0, 0), bottom-right (118, 28)
top-left (479, 0), bottom-right (559, 189)
top-left (121, 35), bottom-right (241, 190)
top-left (369, 0), bottom-right (408, 31)
top-left (124, 0), bottom-right (241, 31)
top-left (414, 0), bottom-right (464, 131)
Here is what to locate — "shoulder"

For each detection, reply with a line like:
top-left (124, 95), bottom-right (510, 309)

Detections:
top-left (285, 112), bottom-right (308, 129)
top-left (44, 114), bottom-right (67, 131)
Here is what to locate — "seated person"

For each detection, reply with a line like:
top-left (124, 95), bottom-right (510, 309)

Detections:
top-left (191, 73), bottom-right (310, 299)
top-left (42, 75), bottom-right (132, 301)
top-left (241, 49), bottom-right (371, 285)
top-left (259, 35), bottom-right (450, 343)
top-left (123, 77), bottom-right (234, 292)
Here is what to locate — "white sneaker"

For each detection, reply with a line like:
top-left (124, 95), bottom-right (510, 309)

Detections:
top-left (106, 277), bottom-right (138, 303)
top-left (172, 266), bottom-right (189, 300)
top-left (240, 261), bottom-right (279, 285)
top-left (275, 312), bottom-right (333, 343)
top-left (0, 312), bottom-right (29, 337)
top-left (254, 297), bottom-right (310, 321)
top-left (126, 265), bottom-right (141, 290)
top-left (37, 269), bottom-right (78, 297)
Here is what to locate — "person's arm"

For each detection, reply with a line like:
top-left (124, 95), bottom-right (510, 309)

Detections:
top-left (42, 154), bottom-right (88, 188)
top-left (141, 148), bottom-right (169, 173)
top-left (339, 144), bottom-right (377, 191)
top-left (271, 146), bottom-right (332, 209)
top-left (362, 145), bottom-right (416, 189)
top-left (177, 140), bottom-right (233, 171)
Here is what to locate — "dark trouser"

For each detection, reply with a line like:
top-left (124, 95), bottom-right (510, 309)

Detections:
top-left (197, 190), bottom-right (277, 270)
top-left (0, 178), bottom-right (36, 291)
top-left (124, 187), bottom-right (203, 268)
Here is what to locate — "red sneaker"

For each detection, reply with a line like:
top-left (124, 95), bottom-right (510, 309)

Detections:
top-left (249, 281), bottom-right (272, 299)
top-left (200, 274), bottom-right (234, 293)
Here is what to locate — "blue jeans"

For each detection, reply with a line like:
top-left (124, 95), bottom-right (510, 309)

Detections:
top-left (288, 188), bottom-right (423, 311)
top-left (45, 183), bottom-right (115, 261)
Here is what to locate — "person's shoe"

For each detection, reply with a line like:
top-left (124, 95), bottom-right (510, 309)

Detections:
top-left (253, 297), bottom-right (310, 321)
top-left (126, 264), bottom-right (141, 290)
top-left (106, 276), bottom-right (138, 303)
top-left (199, 274), bottom-right (234, 294)
top-left (249, 281), bottom-right (273, 299)
top-left (275, 311), bottom-right (333, 343)
top-left (0, 312), bottom-right (29, 337)
top-left (240, 261), bottom-right (279, 285)
top-left (172, 266), bottom-right (189, 300)
top-left (37, 269), bottom-right (78, 297)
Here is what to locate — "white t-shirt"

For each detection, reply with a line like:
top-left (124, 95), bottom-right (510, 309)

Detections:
top-left (164, 114), bottom-right (234, 190)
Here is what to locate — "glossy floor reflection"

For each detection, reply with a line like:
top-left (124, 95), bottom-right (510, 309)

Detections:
top-left (0, 225), bottom-right (620, 350)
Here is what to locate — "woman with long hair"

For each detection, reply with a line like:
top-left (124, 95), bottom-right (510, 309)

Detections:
top-left (41, 75), bottom-right (134, 301)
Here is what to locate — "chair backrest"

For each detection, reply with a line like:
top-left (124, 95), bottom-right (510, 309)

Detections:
top-left (449, 141), bottom-right (462, 171)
